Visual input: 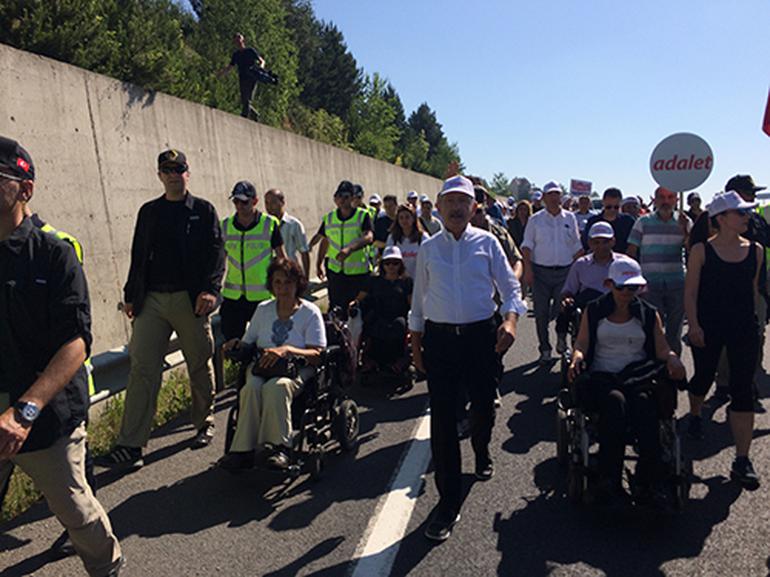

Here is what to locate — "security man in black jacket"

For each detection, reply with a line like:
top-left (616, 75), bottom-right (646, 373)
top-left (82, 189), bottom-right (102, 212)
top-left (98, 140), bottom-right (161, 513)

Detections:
top-left (0, 136), bottom-right (122, 576)
top-left (97, 149), bottom-right (225, 470)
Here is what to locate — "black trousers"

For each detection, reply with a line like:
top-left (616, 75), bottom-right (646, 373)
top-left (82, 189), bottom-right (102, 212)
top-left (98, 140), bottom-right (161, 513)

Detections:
top-left (423, 318), bottom-right (498, 515)
top-left (220, 296), bottom-right (260, 341)
top-left (327, 271), bottom-right (369, 317)
top-left (364, 316), bottom-right (407, 365)
top-left (239, 78), bottom-right (257, 118)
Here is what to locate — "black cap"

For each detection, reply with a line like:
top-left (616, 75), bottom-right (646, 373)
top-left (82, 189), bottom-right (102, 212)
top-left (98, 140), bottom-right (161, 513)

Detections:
top-left (0, 136), bottom-right (34, 180)
top-left (353, 183), bottom-right (364, 198)
top-left (725, 174), bottom-right (766, 195)
top-left (335, 180), bottom-right (355, 197)
top-left (157, 149), bottom-right (188, 169)
top-left (473, 185), bottom-right (490, 203)
top-left (687, 192), bottom-right (701, 203)
top-left (229, 180), bottom-right (257, 201)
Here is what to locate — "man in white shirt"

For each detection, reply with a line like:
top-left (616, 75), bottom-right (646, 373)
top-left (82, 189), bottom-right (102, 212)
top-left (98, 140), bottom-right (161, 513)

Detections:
top-left (419, 194), bottom-right (442, 235)
top-left (410, 175), bottom-right (526, 542)
top-left (264, 188), bottom-right (310, 276)
top-left (521, 180), bottom-right (583, 364)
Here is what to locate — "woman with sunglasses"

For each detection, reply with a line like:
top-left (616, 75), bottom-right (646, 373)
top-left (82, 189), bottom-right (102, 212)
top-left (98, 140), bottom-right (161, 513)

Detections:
top-left (386, 204), bottom-right (428, 278)
top-left (684, 192), bottom-right (763, 489)
top-left (568, 259), bottom-right (685, 505)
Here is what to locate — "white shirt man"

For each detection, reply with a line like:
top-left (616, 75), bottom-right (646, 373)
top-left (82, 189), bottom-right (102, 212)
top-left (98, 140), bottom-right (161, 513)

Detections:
top-left (264, 188), bottom-right (310, 276)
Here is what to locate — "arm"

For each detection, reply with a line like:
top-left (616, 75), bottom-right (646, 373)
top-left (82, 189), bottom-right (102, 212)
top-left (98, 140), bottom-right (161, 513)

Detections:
top-left (567, 311), bottom-right (590, 381)
top-left (316, 237), bottom-right (329, 280)
top-left (196, 205), bottom-right (225, 316)
top-left (123, 204), bottom-right (149, 318)
top-left (408, 246), bottom-right (429, 372)
top-left (490, 237), bottom-right (527, 353)
top-left (684, 243), bottom-right (705, 347)
top-left (520, 216), bottom-right (536, 286)
top-left (626, 218), bottom-right (643, 261)
top-left (626, 244), bottom-right (638, 260)
top-left (654, 312), bottom-right (686, 380)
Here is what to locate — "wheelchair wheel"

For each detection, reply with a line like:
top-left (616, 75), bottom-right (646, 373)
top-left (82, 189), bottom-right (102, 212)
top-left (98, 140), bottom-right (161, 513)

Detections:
top-left (307, 448), bottom-right (324, 481)
top-left (556, 408), bottom-right (569, 467)
top-left (567, 462), bottom-right (586, 504)
top-left (334, 399), bottom-right (360, 452)
top-left (224, 404), bottom-right (238, 454)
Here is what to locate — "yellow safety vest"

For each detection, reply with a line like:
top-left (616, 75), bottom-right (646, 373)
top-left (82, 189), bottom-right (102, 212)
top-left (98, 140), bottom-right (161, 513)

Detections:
top-left (221, 213), bottom-right (278, 301)
top-left (39, 222), bottom-right (95, 396)
top-left (324, 208), bottom-right (371, 275)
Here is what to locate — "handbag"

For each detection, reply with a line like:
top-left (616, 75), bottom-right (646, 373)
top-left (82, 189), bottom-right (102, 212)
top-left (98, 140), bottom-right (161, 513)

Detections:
top-left (251, 351), bottom-right (298, 380)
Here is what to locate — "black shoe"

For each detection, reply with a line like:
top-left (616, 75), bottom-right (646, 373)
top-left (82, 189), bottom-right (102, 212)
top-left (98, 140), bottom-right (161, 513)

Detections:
top-left (94, 446), bottom-right (143, 471)
top-left (48, 530), bottom-right (75, 559)
top-left (106, 556), bottom-right (126, 577)
top-left (475, 458), bottom-right (494, 481)
top-left (424, 508), bottom-right (460, 542)
top-left (218, 451), bottom-right (255, 473)
top-left (456, 418), bottom-right (471, 440)
top-left (709, 389), bottom-right (730, 406)
top-left (191, 424), bottom-right (215, 449)
top-left (686, 415), bottom-right (703, 440)
top-left (266, 449), bottom-right (290, 470)
top-left (753, 399), bottom-right (766, 414)
top-left (730, 457), bottom-right (760, 490)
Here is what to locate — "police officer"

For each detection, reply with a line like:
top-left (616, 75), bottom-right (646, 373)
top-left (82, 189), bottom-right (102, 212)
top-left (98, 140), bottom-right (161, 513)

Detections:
top-left (410, 175), bottom-right (526, 542)
top-left (316, 180), bottom-right (374, 312)
top-left (220, 181), bottom-right (285, 341)
top-left (0, 136), bottom-right (123, 576)
top-left (97, 149), bottom-right (224, 470)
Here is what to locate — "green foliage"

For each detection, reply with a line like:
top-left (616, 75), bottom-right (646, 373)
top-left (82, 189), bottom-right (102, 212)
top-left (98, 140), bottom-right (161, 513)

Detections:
top-left (489, 172), bottom-right (511, 198)
top-left (348, 73), bottom-right (401, 162)
top-left (406, 103), bottom-right (462, 178)
top-left (287, 102), bottom-right (350, 148)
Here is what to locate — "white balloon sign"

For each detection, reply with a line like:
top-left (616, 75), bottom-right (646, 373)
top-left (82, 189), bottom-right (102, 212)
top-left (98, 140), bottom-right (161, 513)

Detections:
top-left (649, 132), bottom-right (714, 192)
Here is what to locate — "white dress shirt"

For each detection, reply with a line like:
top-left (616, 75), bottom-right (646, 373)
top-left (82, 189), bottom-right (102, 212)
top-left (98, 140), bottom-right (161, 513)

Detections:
top-left (278, 212), bottom-right (309, 263)
top-left (520, 208), bottom-right (582, 266)
top-left (408, 226), bottom-right (527, 332)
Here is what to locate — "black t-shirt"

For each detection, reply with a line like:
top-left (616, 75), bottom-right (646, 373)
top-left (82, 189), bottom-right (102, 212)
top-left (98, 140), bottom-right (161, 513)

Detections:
top-left (230, 47), bottom-right (262, 80)
top-left (230, 212), bottom-right (284, 249)
top-left (316, 209), bottom-right (373, 237)
top-left (582, 212), bottom-right (635, 253)
top-left (374, 214), bottom-right (394, 243)
top-left (362, 276), bottom-right (413, 322)
top-left (146, 197), bottom-right (191, 290)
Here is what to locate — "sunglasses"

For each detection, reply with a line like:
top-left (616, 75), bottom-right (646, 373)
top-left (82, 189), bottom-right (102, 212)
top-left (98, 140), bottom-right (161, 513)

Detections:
top-left (613, 283), bottom-right (642, 292)
top-left (726, 209), bottom-right (751, 217)
top-left (382, 260), bottom-right (400, 266)
top-left (604, 205), bottom-right (620, 210)
top-left (0, 170), bottom-right (24, 182)
top-left (160, 164), bottom-right (188, 174)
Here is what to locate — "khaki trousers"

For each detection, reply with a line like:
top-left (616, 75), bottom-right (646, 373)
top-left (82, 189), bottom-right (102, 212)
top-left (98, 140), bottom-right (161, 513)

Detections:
top-left (0, 424), bottom-right (121, 577)
top-left (118, 291), bottom-right (215, 447)
top-left (230, 367), bottom-right (312, 452)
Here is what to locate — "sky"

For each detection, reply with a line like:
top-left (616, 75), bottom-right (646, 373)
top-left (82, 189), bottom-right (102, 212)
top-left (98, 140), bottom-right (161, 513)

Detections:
top-left (310, 0), bottom-right (770, 202)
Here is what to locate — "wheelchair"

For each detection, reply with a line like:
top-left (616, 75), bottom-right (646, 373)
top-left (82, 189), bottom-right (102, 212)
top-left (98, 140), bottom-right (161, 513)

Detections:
top-left (222, 309), bottom-right (360, 480)
top-left (555, 361), bottom-right (691, 510)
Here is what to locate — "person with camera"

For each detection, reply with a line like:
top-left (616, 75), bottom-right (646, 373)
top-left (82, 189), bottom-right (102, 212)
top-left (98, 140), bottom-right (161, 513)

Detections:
top-left (218, 32), bottom-right (267, 118)
top-left (219, 259), bottom-right (326, 472)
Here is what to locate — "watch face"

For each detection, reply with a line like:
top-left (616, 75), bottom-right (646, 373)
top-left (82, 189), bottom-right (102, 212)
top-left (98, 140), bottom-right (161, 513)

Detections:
top-left (18, 403), bottom-right (40, 422)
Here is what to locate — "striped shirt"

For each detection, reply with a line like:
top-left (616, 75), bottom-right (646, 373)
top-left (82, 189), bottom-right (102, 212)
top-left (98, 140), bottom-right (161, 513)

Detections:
top-left (627, 212), bottom-right (692, 287)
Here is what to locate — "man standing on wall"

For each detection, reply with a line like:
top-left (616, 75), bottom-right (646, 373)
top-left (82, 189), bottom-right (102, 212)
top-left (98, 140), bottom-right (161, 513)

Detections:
top-left (218, 32), bottom-right (267, 119)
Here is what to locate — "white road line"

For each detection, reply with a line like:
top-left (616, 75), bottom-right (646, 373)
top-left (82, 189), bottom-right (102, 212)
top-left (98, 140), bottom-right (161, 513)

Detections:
top-left (348, 407), bottom-right (432, 577)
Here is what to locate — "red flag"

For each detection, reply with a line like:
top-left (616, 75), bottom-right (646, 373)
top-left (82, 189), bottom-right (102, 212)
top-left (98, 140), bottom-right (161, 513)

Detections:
top-left (763, 88), bottom-right (770, 137)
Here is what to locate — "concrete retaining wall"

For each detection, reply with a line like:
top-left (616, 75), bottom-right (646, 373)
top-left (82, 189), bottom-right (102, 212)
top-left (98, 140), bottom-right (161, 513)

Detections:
top-left (0, 43), bottom-right (442, 355)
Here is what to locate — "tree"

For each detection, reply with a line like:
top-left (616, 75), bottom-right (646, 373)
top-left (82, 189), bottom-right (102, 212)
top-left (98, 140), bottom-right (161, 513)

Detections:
top-left (347, 73), bottom-right (401, 161)
top-left (510, 177), bottom-right (533, 200)
top-left (407, 102), bottom-right (462, 178)
top-left (489, 173), bottom-right (510, 198)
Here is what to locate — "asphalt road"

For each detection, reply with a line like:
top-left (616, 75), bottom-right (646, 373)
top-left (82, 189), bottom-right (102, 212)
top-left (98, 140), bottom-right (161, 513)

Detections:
top-left (2, 312), bottom-right (770, 577)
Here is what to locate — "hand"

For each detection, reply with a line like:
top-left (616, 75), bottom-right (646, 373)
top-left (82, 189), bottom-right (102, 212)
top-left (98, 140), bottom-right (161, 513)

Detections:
top-left (123, 303), bottom-right (134, 319)
top-left (667, 354), bottom-right (686, 381)
top-left (412, 349), bottom-right (426, 374)
top-left (259, 346), bottom-right (290, 368)
top-left (0, 408), bottom-right (31, 460)
top-left (560, 296), bottom-right (574, 311)
top-left (678, 211), bottom-right (690, 231)
top-left (567, 354), bottom-right (585, 383)
top-left (317, 263), bottom-right (326, 282)
top-left (222, 339), bottom-right (240, 352)
top-left (338, 246), bottom-right (351, 261)
top-left (495, 320), bottom-right (517, 354)
top-left (687, 325), bottom-right (705, 348)
top-left (524, 267), bottom-right (534, 288)
top-left (195, 292), bottom-right (217, 316)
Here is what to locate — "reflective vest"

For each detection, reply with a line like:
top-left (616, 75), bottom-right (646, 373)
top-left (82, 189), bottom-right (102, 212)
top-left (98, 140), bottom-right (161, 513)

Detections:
top-left (38, 222), bottom-right (95, 396)
top-left (221, 213), bottom-right (278, 301)
top-left (324, 208), bottom-right (371, 275)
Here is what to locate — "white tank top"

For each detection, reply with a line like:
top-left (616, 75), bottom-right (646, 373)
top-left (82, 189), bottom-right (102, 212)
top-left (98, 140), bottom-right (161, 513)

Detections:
top-left (591, 317), bottom-right (647, 373)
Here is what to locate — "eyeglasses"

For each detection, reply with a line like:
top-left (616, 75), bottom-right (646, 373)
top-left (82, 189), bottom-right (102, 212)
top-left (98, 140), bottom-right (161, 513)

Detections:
top-left (160, 165), bottom-right (188, 174)
top-left (613, 283), bottom-right (642, 292)
top-left (604, 205), bottom-right (620, 210)
top-left (0, 170), bottom-right (23, 182)
top-left (382, 261), bottom-right (400, 267)
top-left (726, 209), bottom-right (751, 217)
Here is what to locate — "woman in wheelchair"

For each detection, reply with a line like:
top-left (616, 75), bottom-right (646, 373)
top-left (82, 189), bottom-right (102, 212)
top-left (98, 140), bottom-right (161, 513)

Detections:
top-left (568, 259), bottom-right (686, 505)
top-left (220, 259), bottom-right (326, 472)
top-left (350, 245), bottom-right (412, 374)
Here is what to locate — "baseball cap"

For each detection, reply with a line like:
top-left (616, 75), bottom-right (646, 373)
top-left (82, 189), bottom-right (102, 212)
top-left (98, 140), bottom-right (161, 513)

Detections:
top-left (369, 194), bottom-right (382, 204)
top-left (229, 180), bottom-right (257, 201)
top-left (531, 190), bottom-right (543, 201)
top-left (621, 196), bottom-right (639, 207)
top-left (419, 194), bottom-right (431, 204)
top-left (335, 180), bottom-right (355, 197)
top-left (157, 149), bottom-right (187, 169)
top-left (707, 191), bottom-right (757, 216)
top-left (725, 174), bottom-right (766, 195)
top-left (507, 196), bottom-right (516, 206)
top-left (686, 192), bottom-right (701, 203)
top-left (353, 184), bottom-right (364, 198)
top-left (588, 221), bottom-right (614, 239)
top-left (381, 246), bottom-right (403, 261)
top-left (543, 181), bottom-right (562, 194)
top-left (0, 136), bottom-right (34, 180)
top-left (438, 175), bottom-right (474, 198)
top-left (407, 190), bottom-right (419, 200)
top-left (608, 258), bottom-right (646, 287)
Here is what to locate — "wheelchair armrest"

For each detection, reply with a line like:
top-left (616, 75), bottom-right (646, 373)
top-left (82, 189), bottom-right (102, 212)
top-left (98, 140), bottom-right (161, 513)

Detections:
top-left (322, 345), bottom-right (342, 363)
top-left (224, 342), bottom-right (258, 365)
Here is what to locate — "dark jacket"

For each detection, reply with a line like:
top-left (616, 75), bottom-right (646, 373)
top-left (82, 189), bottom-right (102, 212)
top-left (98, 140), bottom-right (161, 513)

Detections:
top-left (584, 292), bottom-right (657, 370)
top-left (124, 192), bottom-right (225, 316)
top-left (0, 218), bottom-right (91, 452)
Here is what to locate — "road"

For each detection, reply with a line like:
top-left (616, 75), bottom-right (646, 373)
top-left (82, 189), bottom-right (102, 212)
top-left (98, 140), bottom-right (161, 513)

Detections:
top-left (2, 313), bottom-right (770, 577)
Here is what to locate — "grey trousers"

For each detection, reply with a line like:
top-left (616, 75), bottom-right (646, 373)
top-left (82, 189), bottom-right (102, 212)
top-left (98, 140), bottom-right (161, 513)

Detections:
top-left (643, 283), bottom-right (684, 356)
top-left (532, 265), bottom-right (571, 353)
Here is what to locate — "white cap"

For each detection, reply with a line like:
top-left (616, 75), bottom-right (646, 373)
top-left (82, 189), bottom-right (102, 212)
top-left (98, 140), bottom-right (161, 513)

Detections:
top-left (407, 190), bottom-right (419, 200)
top-left (608, 258), bottom-right (646, 287)
top-left (707, 190), bottom-right (757, 216)
top-left (531, 190), bottom-right (543, 201)
top-left (381, 246), bottom-right (403, 261)
top-left (543, 181), bottom-right (562, 194)
top-left (621, 196), bottom-right (639, 207)
top-left (588, 221), bottom-right (614, 239)
top-left (438, 175), bottom-right (475, 198)
top-left (369, 194), bottom-right (382, 204)
top-left (419, 194), bottom-right (431, 203)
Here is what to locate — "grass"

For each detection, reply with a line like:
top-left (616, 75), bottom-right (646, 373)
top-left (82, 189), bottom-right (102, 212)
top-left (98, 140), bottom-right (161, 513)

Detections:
top-left (1, 369), bottom-right (192, 522)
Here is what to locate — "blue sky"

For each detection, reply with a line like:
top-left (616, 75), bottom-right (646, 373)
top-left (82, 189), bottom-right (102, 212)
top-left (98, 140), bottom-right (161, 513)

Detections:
top-left (310, 0), bottom-right (770, 201)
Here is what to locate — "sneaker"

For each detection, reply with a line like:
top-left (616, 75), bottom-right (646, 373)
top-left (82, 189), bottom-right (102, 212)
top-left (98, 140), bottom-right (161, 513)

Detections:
top-left (424, 508), bottom-right (461, 542)
top-left (475, 458), bottom-right (494, 481)
top-left (730, 457), bottom-right (760, 490)
top-left (106, 556), bottom-right (126, 577)
top-left (753, 398), bottom-right (766, 414)
top-left (709, 388), bottom-right (730, 407)
top-left (538, 351), bottom-right (552, 366)
top-left (94, 446), bottom-right (143, 471)
top-left (686, 415), bottom-right (703, 440)
top-left (217, 451), bottom-right (255, 473)
top-left (556, 334), bottom-right (568, 355)
top-left (494, 389), bottom-right (502, 410)
top-left (191, 424), bottom-right (215, 449)
top-left (266, 448), bottom-right (290, 470)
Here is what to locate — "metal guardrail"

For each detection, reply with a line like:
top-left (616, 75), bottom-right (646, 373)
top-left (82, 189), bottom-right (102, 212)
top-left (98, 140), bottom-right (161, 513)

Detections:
top-left (89, 281), bottom-right (328, 405)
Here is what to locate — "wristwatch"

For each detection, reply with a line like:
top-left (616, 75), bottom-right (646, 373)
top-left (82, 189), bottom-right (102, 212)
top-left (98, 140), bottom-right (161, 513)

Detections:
top-left (14, 401), bottom-right (40, 425)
